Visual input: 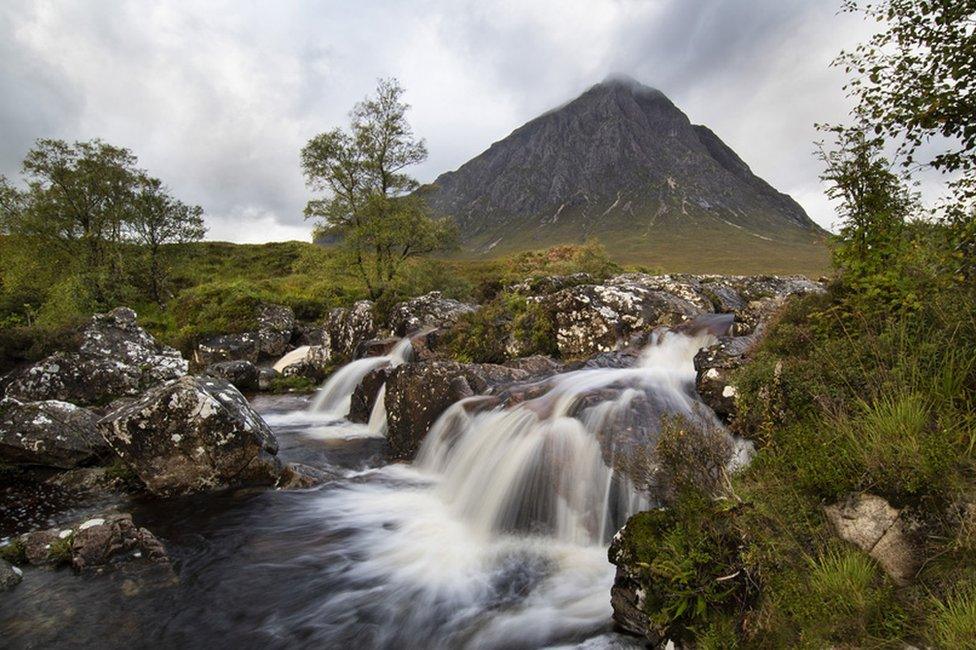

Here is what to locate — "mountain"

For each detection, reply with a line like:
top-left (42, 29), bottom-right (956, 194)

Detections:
top-left (420, 76), bottom-right (828, 274)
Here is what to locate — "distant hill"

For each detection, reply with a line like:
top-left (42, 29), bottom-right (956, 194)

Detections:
top-left (419, 76), bottom-right (829, 275)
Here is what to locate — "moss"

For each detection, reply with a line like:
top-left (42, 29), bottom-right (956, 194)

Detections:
top-left (442, 292), bottom-right (558, 363)
top-left (0, 539), bottom-right (27, 565)
top-left (48, 534), bottom-right (74, 565)
top-left (267, 375), bottom-right (318, 394)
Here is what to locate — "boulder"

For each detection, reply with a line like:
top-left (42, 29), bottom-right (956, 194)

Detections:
top-left (694, 335), bottom-right (756, 423)
top-left (203, 360), bottom-right (261, 392)
top-left (16, 513), bottom-right (168, 572)
top-left (323, 300), bottom-right (376, 359)
top-left (255, 303), bottom-right (295, 358)
top-left (3, 307), bottom-right (187, 405)
top-left (193, 332), bottom-right (260, 367)
top-left (541, 281), bottom-right (704, 358)
top-left (0, 397), bottom-right (108, 468)
top-left (388, 291), bottom-right (478, 336)
top-left (99, 376), bottom-right (282, 495)
top-left (0, 558), bottom-right (21, 590)
top-left (348, 366), bottom-right (394, 424)
top-left (824, 493), bottom-right (919, 585)
top-left (257, 367), bottom-right (278, 392)
top-left (384, 361), bottom-right (530, 459)
top-left (272, 345), bottom-right (332, 382)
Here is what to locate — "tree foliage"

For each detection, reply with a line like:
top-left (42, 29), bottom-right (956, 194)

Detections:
top-left (838, 0), bottom-right (976, 271)
top-left (301, 78), bottom-right (457, 299)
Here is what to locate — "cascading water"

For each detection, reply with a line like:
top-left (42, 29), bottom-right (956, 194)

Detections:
top-left (283, 322), bottom-right (727, 648)
top-left (309, 337), bottom-right (413, 417)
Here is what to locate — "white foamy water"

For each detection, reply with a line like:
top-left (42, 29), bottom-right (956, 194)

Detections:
top-left (277, 326), bottom-right (724, 648)
top-left (309, 338), bottom-right (413, 418)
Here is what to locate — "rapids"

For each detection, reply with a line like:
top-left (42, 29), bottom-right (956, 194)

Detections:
top-left (0, 325), bottom-right (724, 649)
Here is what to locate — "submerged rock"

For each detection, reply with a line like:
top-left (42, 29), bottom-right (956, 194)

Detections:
top-left (3, 308), bottom-right (187, 406)
top-left (824, 493), bottom-right (919, 585)
top-left (387, 291), bottom-right (477, 336)
top-left (99, 376), bottom-right (282, 495)
top-left (0, 397), bottom-right (109, 469)
top-left (16, 513), bottom-right (169, 573)
top-left (0, 558), bottom-right (22, 590)
top-left (203, 360), bottom-right (261, 393)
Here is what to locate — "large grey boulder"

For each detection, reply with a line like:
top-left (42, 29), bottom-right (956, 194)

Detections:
top-left (272, 345), bottom-right (333, 382)
top-left (384, 361), bottom-right (530, 459)
top-left (541, 281), bottom-right (704, 358)
top-left (387, 291), bottom-right (478, 336)
top-left (3, 307), bottom-right (187, 405)
top-left (193, 332), bottom-right (260, 367)
top-left (323, 300), bottom-right (376, 359)
top-left (99, 376), bottom-right (283, 495)
top-left (0, 397), bottom-right (108, 468)
top-left (824, 493), bottom-right (919, 585)
top-left (192, 303), bottom-right (296, 367)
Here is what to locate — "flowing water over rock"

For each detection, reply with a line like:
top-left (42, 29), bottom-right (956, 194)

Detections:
top-left (1, 329), bottom-right (721, 649)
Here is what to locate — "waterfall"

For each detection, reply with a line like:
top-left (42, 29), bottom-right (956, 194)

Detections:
top-left (415, 326), bottom-right (721, 545)
top-left (309, 338), bottom-right (413, 417)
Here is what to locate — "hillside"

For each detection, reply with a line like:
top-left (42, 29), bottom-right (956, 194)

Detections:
top-left (421, 76), bottom-right (829, 273)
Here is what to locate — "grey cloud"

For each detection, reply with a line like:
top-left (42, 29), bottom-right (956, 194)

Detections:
top-left (0, 0), bottom-right (929, 240)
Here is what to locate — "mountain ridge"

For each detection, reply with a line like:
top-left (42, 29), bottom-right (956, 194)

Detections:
top-left (419, 77), bottom-right (828, 274)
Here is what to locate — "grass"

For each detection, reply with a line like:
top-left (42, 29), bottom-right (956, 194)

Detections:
top-left (928, 585), bottom-right (976, 649)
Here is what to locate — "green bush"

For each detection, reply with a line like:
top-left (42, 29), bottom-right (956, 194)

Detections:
top-left (442, 292), bottom-right (557, 363)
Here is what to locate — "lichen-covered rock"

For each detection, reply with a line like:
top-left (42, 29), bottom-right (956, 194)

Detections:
top-left (16, 513), bottom-right (168, 573)
top-left (694, 335), bottom-right (756, 423)
top-left (824, 493), bottom-right (919, 585)
top-left (255, 303), bottom-right (296, 358)
top-left (3, 307), bottom-right (187, 405)
top-left (203, 360), bottom-right (261, 392)
top-left (542, 281), bottom-right (704, 358)
top-left (272, 345), bottom-right (333, 382)
top-left (0, 397), bottom-right (108, 468)
top-left (0, 558), bottom-right (23, 590)
top-left (98, 376), bottom-right (282, 495)
top-left (324, 300), bottom-right (376, 359)
top-left (193, 332), bottom-right (260, 367)
top-left (387, 291), bottom-right (478, 336)
top-left (257, 367), bottom-right (278, 392)
top-left (506, 273), bottom-right (595, 296)
top-left (384, 361), bottom-right (530, 459)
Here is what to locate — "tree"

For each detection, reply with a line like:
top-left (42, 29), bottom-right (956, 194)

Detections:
top-left (837, 0), bottom-right (976, 271)
top-left (817, 126), bottom-right (919, 278)
top-left (130, 176), bottom-right (206, 304)
top-left (301, 78), bottom-right (457, 299)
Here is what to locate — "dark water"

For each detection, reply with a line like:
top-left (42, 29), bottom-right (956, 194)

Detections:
top-left (0, 394), bottom-right (640, 650)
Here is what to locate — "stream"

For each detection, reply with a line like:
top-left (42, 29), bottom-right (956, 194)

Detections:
top-left (0, 327), bottom-right (723, 649)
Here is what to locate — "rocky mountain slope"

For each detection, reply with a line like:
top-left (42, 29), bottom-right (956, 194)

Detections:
top-left (420, 76), bottom-right (828, 273)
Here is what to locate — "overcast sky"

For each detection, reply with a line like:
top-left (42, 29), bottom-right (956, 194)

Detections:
top-left (1, 1), bottom-right (898, 241)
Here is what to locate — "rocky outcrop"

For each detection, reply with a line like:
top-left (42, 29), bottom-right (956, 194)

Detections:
top-left (193, 332), bottom-right (260, 367)
top-left (99, 376), bottom-right (282, 495)
top-left (824, 493), bottom-right (919, 585)
top-left (0, 397), bottom-right (108, 468)
top-left (506, 273), bottom-right (595, 296)
top-left (3, 308), bottom-right (187, 405)
top-left (255, 304), bottom-right (295, 358)
top-left (384, 361), bottom-right (530, 459)
top-left (693, 336), bottom-right (755, 423)
top-left (323, 300), bottom-right (377, 359)
top-left (203, 360), bottom-right (261, 392)
top-left (15, 513), bottom-right (168, 573)
top-left (387, 292), bottom-right (478, 336)
top-left (541, 280), bottom-right (704, 358)
top-left (0, 558), bottom-right (22, 590)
